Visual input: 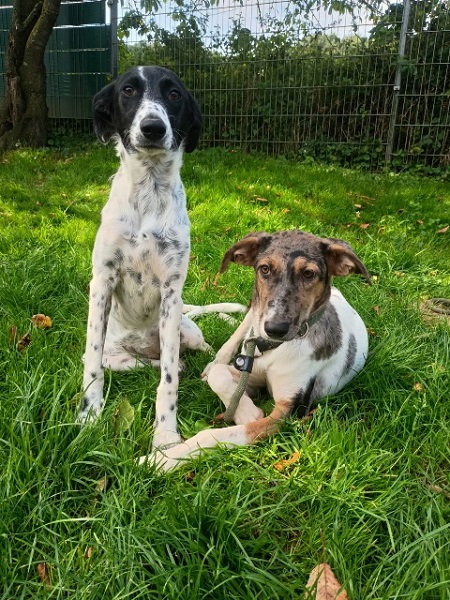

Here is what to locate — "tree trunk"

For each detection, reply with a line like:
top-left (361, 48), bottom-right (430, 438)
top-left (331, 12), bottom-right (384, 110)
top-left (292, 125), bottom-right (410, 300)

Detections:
top-left (0, 0), bottom-right (62, 151)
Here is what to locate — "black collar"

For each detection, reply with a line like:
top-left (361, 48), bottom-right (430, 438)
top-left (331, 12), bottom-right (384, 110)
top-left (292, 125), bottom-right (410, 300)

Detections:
top-left (250, 305), bottom-right (326, 353)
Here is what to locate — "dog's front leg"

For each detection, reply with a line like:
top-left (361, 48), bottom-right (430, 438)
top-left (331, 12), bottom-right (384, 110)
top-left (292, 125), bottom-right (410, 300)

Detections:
top-left (151, 285), bottom-right (184, 450)
top-left (78, 276), bottom-right (113, 422)
top-left (201, 308), bottom-right (254, 379)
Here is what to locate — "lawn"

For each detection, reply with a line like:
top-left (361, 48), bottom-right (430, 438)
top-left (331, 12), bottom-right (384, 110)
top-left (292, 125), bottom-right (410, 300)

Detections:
top-left (0, 144), bottom-right (449, 599)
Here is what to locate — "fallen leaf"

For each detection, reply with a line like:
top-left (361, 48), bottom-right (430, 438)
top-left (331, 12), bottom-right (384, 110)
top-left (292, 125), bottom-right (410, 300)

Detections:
top-left (413, 382), bottom-right (424, 392)
top-left (354, 203), bottom-right (362, 209)
top-left (416, 219), bottom-right (424, 225)
top-left (373, 305), bottom-right (381, 315)
top-left (95, 476), bottom-right (108, 494)
top-left (31, 314), bottom-right (52, 329)
top-left (304, 563), bottom-right (348, 599)
top-left (113, 398), bottom-right (135, 435)
top-left (437, 225), bottom-right (449, 234)
top-left (17, 331), bottom-right (31, 352)
top-left (37, 562), bottom-right (51, 589)
top-left (426, 484), bottom-right (450, 500)
top-left (274, 451), bottom-right (301, 471)
top-left (84, 546), bottom-right (93, 559)
top-left (359, 223), bottom-right (370, 229)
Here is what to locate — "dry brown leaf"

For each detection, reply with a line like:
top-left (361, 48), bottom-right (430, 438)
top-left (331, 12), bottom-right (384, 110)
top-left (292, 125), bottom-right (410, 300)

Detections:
top-left (95, 476), bottom-right (108, 494)
top-left (304, 563), bottom-right (348, 600)
top-left (373, 305), bottom-right (381, 315)
top-left (426, 484), bottom-right (450, 500)
top-left (84, 546), bottom-right (93, 559)
top-left (437, 225), bottom-right (449, 234)
top-left (31, 314), bottom-right (52, 329)
top-left (273, 451), bottom-right (301, 471)
top-left (359, 223), bottom-right (370, 229)
top-left (413, 382), bottom-right (424, 392)
top-left (37, 562), bottom-right (51, 589)
top-left (17, 331), bottom-right (31, 352)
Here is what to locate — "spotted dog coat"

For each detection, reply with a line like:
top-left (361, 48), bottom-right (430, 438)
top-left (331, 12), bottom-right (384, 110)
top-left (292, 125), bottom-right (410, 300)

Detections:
top-left (79, 66), bottom-right (207, 451)
top-left (143, 229), bottom-right (371, 471)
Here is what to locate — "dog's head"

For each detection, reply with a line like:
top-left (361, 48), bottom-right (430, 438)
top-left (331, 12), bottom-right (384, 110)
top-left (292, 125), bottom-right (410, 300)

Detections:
top-left (93, 66), bottom-right (202, 155)
top-left (220, 230), bottom-right (371, 342)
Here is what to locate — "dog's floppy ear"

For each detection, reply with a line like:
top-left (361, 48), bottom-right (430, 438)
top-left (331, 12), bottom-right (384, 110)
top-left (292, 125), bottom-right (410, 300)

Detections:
top-left (220, 232), bottom-right (272, 273)
top-left (183, 92), bottom-right (202, 153)
top-left (93, 82), bottom-right (116, 144)
top-left (325, 241), bottom-right (371, 284)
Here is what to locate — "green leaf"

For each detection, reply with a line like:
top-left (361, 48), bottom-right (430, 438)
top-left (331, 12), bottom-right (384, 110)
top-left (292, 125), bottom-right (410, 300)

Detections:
top-left (114, 398), bottom-right (135, 435)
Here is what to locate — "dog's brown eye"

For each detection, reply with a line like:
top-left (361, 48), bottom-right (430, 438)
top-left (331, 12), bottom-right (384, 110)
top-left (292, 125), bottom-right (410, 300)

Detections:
top-left (303, 269), bottom-right (316, 280)
top-left (168, 89), bottom-right (181, 101)
top-left (259, 265), bottom-right (270, 276)
top-left (122, 85), bottom-right (135, 97)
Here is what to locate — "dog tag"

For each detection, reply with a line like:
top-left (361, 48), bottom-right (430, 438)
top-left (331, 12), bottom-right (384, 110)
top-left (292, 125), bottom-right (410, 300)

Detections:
top-left (233, 354), bottom-right (254, 373)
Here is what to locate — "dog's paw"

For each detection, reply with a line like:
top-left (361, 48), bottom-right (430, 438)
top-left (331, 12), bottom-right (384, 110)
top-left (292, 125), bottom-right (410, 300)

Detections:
top-left (138, 448), bottom-right (181, 473)
top-left (201, 360), bottom-right (217, 380)
top-left (151, 429), bottom-right (182, 451)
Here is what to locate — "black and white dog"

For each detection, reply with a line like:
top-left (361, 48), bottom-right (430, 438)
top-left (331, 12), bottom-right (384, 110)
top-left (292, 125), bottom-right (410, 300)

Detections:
top-left (78, 66), bottom-right (210, 451)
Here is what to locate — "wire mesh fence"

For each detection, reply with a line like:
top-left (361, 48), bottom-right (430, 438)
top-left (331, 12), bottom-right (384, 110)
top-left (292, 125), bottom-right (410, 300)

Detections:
top-left (117, 0), bottom-right (450, 172)
top-left (0, 1), bottom-right (448, 171)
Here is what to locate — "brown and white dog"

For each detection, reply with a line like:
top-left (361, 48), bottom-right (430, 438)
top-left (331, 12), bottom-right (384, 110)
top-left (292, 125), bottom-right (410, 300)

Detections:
top-left (140, 229), bottom-right (371, 471)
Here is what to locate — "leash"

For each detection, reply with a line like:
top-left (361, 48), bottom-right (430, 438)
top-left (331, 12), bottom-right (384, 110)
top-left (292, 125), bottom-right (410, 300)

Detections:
top-left (423, 298), bottom-right (450, 316)
top-left (222, 306), bottom-right (326, 424)
top-left (223, 329), bottom-right (257, 424)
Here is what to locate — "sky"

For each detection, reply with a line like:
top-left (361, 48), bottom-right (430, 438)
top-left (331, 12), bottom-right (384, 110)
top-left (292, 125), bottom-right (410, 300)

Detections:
top-left (115, 0), bottom-right (377, 42)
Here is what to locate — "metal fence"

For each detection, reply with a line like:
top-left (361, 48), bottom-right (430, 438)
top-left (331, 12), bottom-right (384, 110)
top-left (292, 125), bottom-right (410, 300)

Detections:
top-left (117, 0), bottom-right (450, 171)
top-left (0, 1), bottom-right (449, 171)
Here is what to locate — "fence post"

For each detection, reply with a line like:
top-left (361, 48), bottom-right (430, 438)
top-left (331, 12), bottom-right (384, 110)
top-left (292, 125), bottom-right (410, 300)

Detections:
top-left (107, 0), bottom-right (118, 79)
top-left (385, 0), bottom-right (411, 165)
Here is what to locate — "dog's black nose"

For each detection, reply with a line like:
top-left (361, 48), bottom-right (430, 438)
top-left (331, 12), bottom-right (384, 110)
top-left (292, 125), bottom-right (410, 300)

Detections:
top-left (264, 321), bottom-right (290, 338)
top-left (140, 118), bottom-right (166, 140)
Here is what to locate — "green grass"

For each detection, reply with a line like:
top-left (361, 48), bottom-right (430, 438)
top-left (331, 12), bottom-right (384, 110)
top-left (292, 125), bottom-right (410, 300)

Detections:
top-left (0, 144), bottom-right (449, 599)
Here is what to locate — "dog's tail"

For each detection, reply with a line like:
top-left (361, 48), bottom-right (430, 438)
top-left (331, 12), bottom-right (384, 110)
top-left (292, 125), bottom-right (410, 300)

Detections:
top-left (182, 303), bottom-right (247, 323)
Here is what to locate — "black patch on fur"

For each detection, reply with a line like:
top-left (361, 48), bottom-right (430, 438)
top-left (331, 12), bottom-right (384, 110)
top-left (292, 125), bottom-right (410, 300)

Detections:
top-left (310, 304), bottom-right (343, 361)
top-left (292, 376), bottom-right (316, 417)
top-left (165, 372), bottom-right (172, 384)
top-left (344, 333), bottom-right (357, 375)
top-left (114, 249), bottom-right (125, 264)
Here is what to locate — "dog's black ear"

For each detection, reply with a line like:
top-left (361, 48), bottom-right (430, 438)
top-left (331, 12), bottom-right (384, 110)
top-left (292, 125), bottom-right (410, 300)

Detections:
top-left (93, 82), bottom-right (116, 144)
top-left (183, 93), bottom-right (202, 153)
top-left (220, 232), bottom-right (272, 272)
top-left (325, 242), bottom-right (372, 284)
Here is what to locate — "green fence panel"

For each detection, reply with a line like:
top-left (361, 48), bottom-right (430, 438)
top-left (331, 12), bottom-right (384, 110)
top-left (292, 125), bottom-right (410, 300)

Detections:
top-left (49, 25), bottom-right (110, 51)
top-left (47, 73), bottom-right (107, 119)
top-left (45, 49), bottom-right (110, 75)
top-left (0, 6), bottom-right (11, 29)
top-left (56, 1), bottom-right (105, 27)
